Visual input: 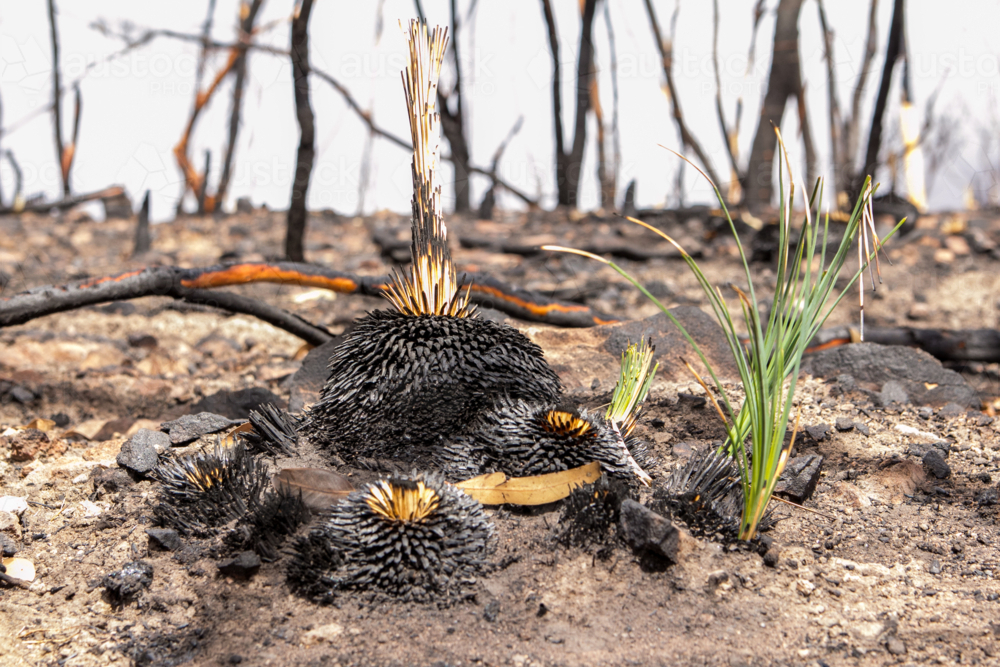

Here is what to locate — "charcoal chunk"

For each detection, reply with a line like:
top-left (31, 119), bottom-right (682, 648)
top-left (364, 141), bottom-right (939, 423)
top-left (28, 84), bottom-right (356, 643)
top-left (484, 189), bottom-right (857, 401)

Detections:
top-left (145, 528), bottom-right (182, 551)
top-left (775, 455), bottom-right (824, 503)
top-left (922, 450), bottom-right (951, 480)
top-left (103, 560), bottom-right (153, 602)
top-left (216, 551), bottom-right (261, 579)
top-left (618, 500), bottom-right (686, 565)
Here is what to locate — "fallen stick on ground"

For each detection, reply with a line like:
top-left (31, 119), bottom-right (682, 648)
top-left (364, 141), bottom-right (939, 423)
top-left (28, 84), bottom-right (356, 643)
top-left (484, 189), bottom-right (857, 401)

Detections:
top-left (0, 262), bottom-right (618, 337)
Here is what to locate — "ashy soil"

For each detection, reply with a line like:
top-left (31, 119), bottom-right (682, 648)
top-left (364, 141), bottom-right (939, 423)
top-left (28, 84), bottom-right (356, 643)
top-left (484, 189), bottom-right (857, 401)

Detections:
top-left (1, 207), bottom-right (999, 667)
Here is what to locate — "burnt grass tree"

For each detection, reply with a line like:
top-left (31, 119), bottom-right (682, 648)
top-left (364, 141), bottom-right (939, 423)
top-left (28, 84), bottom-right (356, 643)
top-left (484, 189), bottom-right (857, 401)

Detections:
top-left (541, 0), bottom-right (599, 208)
top-left (286, 0), bottom-right (316, 262)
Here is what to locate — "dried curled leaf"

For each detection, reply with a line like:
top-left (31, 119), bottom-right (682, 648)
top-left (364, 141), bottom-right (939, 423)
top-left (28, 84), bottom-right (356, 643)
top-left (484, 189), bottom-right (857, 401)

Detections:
top-left (272, 468), bottom-right (355, 512)
top-left (454, 462), bottom-right (602, 506)
top-left (220, 422), bottom-right (254, 447)
top-left (2, 557), bottom-right (35, 582)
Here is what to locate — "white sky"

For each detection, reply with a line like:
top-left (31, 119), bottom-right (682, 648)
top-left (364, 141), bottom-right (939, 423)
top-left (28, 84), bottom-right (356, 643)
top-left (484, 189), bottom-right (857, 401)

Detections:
top-left (1, 0), bottom-right (999, 222)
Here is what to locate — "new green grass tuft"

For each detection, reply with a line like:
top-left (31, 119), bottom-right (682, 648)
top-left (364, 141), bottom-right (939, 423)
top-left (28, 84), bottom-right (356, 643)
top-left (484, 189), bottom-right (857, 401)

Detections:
top-left (546, 130), bottom-right (904, 540)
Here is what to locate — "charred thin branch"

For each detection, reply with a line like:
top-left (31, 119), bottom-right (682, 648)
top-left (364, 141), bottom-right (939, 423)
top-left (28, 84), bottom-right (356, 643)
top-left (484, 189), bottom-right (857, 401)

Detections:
top-left (47, 0), bottom-right (69, 196)
top-left (542, 0), bottom-right (599, 208)
top-left (849, 0), bottom-right (880, 183)
top-left (99, 24), bottom-right (539, 208)
top-left (644, 0), bottom-right (723, 189)
top-left (133, 190), bottom-right (151, 255)
top-left (0, 186), bottom-right (124, 216)
top-left (286, 0), bottom-right (316, 262)
top-left (476, 116), bottom-right (523, 218)
top-left (194, 0), bottom-right (218, 93)
top-left (197, 149), bottom-right (211, 215)
top-left (0, 263), bottom-right (618, 334)
top-left (216, 0), bottom-right (265, 208)
top-left (859, 0), bottom-right (905, 195)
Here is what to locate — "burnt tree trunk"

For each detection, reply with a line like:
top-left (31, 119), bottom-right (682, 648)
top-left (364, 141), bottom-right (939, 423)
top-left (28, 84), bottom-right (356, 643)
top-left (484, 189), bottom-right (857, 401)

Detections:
top-left (285, 0), bottom-right (316, 262)
top-left (542, 0), bottom-right (599, 208)
top-left (857, 0), bottom-right (905, 196)
top-left (216, 0), bottom-right (264, 210)
top-left (744, 0), bottom-right (808, 212)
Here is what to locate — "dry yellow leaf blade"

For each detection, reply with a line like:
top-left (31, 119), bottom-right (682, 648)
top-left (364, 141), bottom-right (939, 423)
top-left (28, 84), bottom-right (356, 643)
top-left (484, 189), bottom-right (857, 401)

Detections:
top-left (454, 462), bottom-right (602, 506)
top-left (220, 422), bottom-right (254, 447)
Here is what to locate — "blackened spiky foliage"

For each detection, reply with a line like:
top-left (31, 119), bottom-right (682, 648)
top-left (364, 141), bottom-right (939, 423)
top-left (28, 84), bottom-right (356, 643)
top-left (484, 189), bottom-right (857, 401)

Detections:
top-left (438, 400), bottom-right (651, 485)
top-left (243, 403), bottom-right (300, 457)
top-left (556, 476), bottom-right (631, 550)
top-left (651, 448), bottom-right (773, 544)
top-left (287, 472), bottom-right (493, 604)
top-left (299, 21), bottom-right (562, 464)
top-left (225, 488), bottom-right (311, 562)
top-left (152, 442), bottom-right (269, 537)
top-left (301, 312), bottom-right (562, 463)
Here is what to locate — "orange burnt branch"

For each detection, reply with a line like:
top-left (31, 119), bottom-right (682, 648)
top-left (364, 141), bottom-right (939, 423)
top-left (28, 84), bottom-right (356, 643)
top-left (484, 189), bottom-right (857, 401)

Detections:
top-left (173, 48), bottom-right (239, 213)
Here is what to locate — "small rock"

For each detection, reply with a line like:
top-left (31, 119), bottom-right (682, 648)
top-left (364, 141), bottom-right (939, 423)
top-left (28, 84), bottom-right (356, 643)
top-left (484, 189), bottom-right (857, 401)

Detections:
top-left (145, 528), bottom-right (182, 551)
top-left (127, 333), bottom-right (158, 349)
top-left (775, 455), bottom-right (824, 503)
top-left (216, 551), bottom-right (261, 579)
top-left (0, 511), bottom-right (22, 540)
top-left (227, 655), bottom-right (243, 665)
top-left (886, 636), bottom-right (907, 655)
top-left (8, 429), bottom-right (58, 462)
top-left (835, 417), bottom-right (855, 432)
top-left (89, 467), bottom-right (134, 498)
top-left (483, 600), bottom-right (501, 622)
top-left (937, 403), bottom-right (965, 420)
top-left (50, 413), bottom-right (70, 428)
top-left (906, 303), bottom-right (932, 321)
top-left (796, 579), bottom-right (816, 597)
top-left (855, 422), bottom-right (870, 437)
top-left (805, 423), bottom-right (831, 443)
top-left (618, 500), bottom-right (691, 565)
top-left (102, 560), bottom-right (153, 602)
top-left (0, 497), bottom-right (28, 515)
top-left (160, 412), bottom-right (240, 445)
top-left (879, 380), bottom-right (910, 407)
top-left (706, 570), bottom-right (729, 591)
top-left (10, 386), bottom-right (36, 405)
top-left (763, 550), bottom-right (779, 568)
top-left (835, 374), bottom-right (857, 392)
top-left (0, 532), bottom-right (17, 556)
top-left (301, 623), bottom-right (345, 646)
top-left (923, 450), bottom-right (951, 480)
top-left (929, 560), bottom-right (942, 575)
top-left (116, 429), bottom-right (165, 476)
